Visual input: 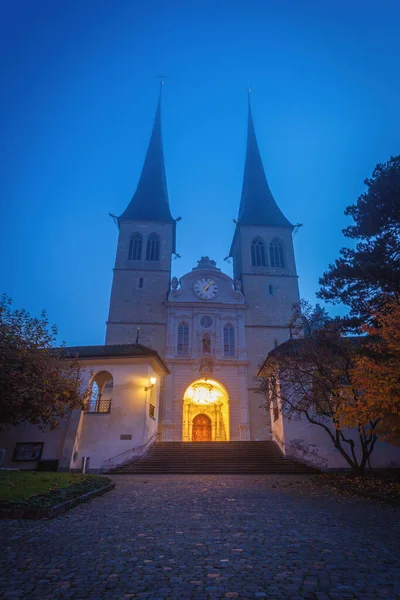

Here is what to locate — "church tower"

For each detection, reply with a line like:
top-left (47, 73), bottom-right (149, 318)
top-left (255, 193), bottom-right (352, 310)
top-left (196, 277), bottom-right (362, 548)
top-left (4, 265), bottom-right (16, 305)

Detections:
top-left (229, 93), bottom-right (300, 439)
top-left (106, 86), bottom-right (175, 351)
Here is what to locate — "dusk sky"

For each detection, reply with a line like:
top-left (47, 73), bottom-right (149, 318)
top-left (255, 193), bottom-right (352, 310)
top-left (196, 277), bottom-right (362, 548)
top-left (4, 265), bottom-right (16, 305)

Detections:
top-left (1, 0), bottom-right (399, 346)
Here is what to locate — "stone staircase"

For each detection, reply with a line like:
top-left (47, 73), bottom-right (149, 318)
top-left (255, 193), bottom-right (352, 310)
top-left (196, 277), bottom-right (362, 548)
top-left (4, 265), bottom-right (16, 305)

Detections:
top-left (109, 441), bottom-right (319, 474)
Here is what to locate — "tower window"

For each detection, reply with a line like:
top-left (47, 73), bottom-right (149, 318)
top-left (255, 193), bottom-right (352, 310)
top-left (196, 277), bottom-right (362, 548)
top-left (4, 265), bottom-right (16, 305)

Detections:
top-left (128, 233), bottom-right (142, 260)
top-left (223, 323), bottom-right (235, 357)
top-left (146, 233), bottom-right (160, 261)
top-left (177, 322), bottom-right (189, 356)
top-left (139, 278), bottom-right (144, 288)
top-left (269, 284), bottom-right (273, 295)
top-left (251, 238), bottom-right (266, 267)
top-left (269, 238), bottom-right (284, 268)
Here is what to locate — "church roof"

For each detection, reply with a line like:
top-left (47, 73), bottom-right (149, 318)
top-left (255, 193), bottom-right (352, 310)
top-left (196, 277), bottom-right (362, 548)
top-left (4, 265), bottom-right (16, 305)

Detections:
top-left (237, 93), bottom-right (292, 228)
top-left (119, 85), bottom-right (174, 222)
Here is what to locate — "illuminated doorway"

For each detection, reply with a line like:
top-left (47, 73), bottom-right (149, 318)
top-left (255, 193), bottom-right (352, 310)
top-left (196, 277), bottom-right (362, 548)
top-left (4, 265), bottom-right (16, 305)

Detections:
top-left (182, 379), bottom-right (230, 441)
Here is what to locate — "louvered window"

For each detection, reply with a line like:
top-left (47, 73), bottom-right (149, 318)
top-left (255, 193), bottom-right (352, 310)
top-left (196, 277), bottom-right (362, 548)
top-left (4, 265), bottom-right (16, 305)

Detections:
top-left (251, 238), bottom-right (266, 266)
top-left (269, 238), bottom-right (284, 268)
top-left (128, 233), bottom-right (142, 260)
top-left (146, 233), bottom-right (160, 261)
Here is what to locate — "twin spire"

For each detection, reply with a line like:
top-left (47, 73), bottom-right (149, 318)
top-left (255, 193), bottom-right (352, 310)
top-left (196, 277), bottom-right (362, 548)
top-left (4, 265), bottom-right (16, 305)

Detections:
top-left (119, 89), bottom-right (292, 229)
top-left (119, 84), bottom-right (173, 222)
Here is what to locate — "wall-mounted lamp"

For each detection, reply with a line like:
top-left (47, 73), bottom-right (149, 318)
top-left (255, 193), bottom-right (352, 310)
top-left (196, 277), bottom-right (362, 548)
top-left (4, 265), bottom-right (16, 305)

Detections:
top-left (145, 377), bottom-right (157, 391)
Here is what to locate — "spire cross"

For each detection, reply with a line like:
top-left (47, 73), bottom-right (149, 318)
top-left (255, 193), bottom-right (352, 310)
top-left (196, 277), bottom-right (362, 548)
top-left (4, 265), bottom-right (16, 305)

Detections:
top-left (156, 74), bottom-right (168, 86)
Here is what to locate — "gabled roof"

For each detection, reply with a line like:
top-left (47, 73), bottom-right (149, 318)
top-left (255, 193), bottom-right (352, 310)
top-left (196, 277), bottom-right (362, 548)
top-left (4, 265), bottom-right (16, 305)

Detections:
top-left (237, 93), bottom-right (292, 228)
top-left (257, 336), bottom-right (367, 377)
top-left (119, 85), bottom-right (174, 223)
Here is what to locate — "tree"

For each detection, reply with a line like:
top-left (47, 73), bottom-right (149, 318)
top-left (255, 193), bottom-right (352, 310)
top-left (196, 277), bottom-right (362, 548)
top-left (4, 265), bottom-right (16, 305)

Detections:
top-left (318, 156), bottom-right (400, 329)
top-left (258, 301), bottom-right (378, 474)
top-left (342, 296), bottom-right (400, 446)
top-left (0, 295), bottom-right (84, 430)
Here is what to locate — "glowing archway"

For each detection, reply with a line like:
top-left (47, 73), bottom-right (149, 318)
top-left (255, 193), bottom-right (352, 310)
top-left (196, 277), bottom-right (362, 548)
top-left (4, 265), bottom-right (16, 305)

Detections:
top-left (182, 379), bottom-right (230, 442)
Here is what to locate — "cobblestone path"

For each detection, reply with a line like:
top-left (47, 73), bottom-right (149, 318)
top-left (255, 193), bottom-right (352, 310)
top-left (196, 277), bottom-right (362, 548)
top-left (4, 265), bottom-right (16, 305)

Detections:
top-left (1, 475), bottom-right (399, 599)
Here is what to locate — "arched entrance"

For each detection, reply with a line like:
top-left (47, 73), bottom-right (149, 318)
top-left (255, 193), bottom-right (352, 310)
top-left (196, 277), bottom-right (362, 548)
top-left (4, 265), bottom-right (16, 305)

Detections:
top-left (192, 414), bottom-right (212, 441)
top-left (182, 379), bottom-right (230, 441)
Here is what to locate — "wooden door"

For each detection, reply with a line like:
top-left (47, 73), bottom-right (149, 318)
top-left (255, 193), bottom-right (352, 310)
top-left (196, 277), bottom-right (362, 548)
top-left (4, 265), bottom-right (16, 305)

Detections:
top-left (192, 414), bottom-right (212, 442)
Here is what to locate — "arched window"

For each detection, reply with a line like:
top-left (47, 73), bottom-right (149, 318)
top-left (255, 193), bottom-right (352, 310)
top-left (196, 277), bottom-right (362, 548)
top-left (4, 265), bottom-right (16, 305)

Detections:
top-left (202, 333), bottom-right (211, 354)
top-left (146, 233), bottom-right (160, 261)
top-left (251, 238), bottom-right (266, 267)
top-left (86, 371), bottom-right (113, 413)
top-left (269, 238), bottom-right (284, 268)
top-left (223, 323), bottom-right (235, 357)
top-left (128, 233), bottom-right (142, 260)
top-left (177, 322), bottom-right (189, 356)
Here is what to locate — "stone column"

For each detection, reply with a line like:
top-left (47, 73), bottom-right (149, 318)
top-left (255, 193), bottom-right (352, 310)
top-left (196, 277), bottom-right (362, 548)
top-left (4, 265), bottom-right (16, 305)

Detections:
top-left (161, 367), bottom-right (174, 441)
top-left (238, 364), bottom-right (251, 440)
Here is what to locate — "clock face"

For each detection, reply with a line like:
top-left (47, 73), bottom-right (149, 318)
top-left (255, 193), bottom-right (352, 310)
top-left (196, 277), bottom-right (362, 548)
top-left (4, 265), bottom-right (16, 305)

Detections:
top-left (194, 278), bottom-right (218, 300)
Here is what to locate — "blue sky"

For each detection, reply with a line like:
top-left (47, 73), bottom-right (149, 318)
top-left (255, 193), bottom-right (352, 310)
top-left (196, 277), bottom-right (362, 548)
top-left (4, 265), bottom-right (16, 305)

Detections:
top-left (1, 0), bottom-right (399, 345)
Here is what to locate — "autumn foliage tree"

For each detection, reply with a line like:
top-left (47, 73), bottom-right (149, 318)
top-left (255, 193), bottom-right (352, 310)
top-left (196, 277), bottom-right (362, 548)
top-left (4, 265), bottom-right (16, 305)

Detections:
top-left (0, 295), bottom-right (84, 431)
top-left (258, 301), bottom-right (378, 473)
top-left (341, 296), bottom-right (400, 446)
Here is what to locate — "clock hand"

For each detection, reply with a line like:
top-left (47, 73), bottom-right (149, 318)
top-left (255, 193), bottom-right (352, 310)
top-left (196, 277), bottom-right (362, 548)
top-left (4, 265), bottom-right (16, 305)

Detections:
top-left (202, 280), bottom-right (215, 293)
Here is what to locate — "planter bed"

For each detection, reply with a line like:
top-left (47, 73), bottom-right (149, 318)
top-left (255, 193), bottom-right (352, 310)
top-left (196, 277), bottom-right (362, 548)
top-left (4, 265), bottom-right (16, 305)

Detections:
top-left (0, 471), bottom-right (114, 519)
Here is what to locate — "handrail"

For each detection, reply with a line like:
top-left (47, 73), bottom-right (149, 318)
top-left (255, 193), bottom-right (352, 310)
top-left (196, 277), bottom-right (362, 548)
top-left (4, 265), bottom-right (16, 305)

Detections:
top-left (102, 431), bottom-right (159, 468)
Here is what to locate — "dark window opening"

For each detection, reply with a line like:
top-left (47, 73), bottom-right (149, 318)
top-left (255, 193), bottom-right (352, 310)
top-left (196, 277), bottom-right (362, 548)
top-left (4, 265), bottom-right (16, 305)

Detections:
top-left (128, 233), bottom-right (142, 260)
top-left (269, 239), bottom-right (284, 268)
top-left (146, 233), bottom-right (160, 261)
top-left (251, 238), bottom-right (266, 267)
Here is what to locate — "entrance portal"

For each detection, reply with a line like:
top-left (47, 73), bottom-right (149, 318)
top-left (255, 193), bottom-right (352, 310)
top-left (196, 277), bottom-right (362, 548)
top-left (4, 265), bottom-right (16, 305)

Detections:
top-left (182, 379), bottom-right (230, 441)
top-left (192, 414), bottom-right (212, 442)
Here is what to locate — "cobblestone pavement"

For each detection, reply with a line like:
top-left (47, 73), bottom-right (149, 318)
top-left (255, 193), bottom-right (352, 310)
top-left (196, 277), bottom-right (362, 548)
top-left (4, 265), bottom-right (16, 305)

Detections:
top-left (1, 475), bottom-right (399, 600)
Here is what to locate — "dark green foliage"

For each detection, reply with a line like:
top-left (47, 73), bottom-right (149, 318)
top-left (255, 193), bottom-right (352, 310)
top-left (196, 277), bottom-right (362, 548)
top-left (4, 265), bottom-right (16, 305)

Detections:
top-left (318, 156), bottom-right (400, 328)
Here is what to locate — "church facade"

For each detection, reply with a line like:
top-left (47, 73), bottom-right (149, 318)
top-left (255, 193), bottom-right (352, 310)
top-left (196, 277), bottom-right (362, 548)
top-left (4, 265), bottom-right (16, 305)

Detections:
top-left (2, 89), bottom-right (399, 472)
top-left (104, 90), bottom-right (300, 445)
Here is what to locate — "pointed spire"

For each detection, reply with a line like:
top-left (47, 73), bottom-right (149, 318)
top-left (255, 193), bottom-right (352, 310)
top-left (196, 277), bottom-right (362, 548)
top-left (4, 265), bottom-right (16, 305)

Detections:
top-left (119, 83), bottom-right (173, 222)
top-left (237, 91), bottom-right (292, 228)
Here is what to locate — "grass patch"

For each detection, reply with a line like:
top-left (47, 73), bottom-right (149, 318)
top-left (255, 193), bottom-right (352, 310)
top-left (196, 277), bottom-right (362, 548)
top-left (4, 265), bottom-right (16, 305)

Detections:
top-left (0, 471), bottom-right (110, 508)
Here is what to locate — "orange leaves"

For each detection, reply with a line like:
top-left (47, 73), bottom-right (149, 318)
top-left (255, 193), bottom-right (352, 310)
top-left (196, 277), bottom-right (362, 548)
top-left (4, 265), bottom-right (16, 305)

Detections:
top-left (342, 296), bottom-right (400, 445)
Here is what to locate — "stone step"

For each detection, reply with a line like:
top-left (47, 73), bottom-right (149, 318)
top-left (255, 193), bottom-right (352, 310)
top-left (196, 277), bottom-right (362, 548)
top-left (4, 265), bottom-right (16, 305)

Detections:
top-left (109, 441), bottom-right (319, 475)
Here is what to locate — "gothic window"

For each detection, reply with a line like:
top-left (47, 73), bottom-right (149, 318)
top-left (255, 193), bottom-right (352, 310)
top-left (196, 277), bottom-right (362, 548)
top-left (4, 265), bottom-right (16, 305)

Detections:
top-left (269, 238), bottom-right (284, 268)
top-left (177, 322), bottom-right (189, 356)
top-left (251, 237), bottom-right (266, 266)
top-left (128, 233), bottom-right (142, 260)
top-left (202, 333), bottom-right (211, 354)
top-left (223, 323), bottom-right (235, 357)
top-left (146, 233), bottom-right (160, 261)
top-left (86, 371), bottom-right (113, 413)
